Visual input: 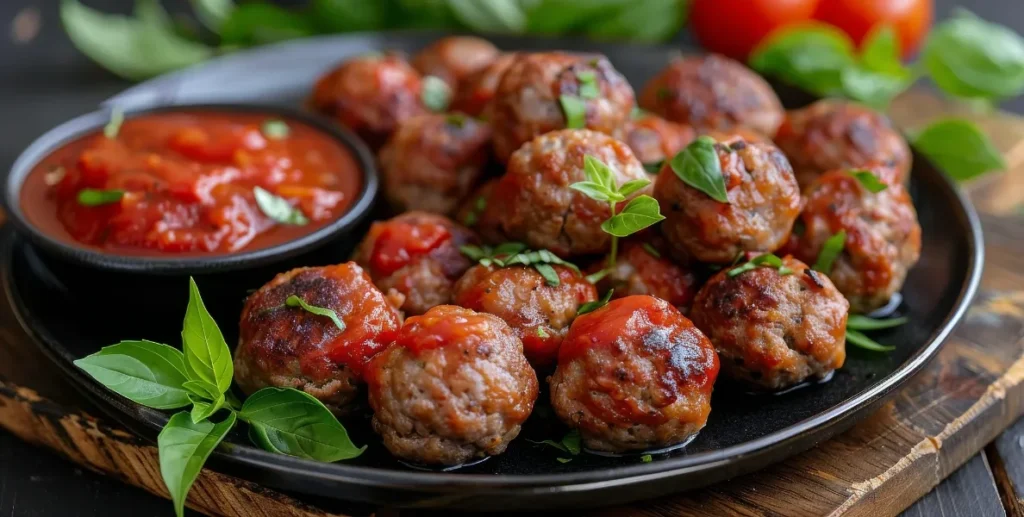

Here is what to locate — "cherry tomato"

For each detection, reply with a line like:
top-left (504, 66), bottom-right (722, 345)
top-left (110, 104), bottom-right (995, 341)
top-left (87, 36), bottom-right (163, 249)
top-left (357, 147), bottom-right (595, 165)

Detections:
top-left (813, 0), bottom-right (933, 58)
top-left (689, 0), bottom-right (820, 60)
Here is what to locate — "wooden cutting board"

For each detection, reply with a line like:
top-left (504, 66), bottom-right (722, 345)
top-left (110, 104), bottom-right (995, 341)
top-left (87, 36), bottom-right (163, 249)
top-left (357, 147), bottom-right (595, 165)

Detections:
top-left (1, 90), bottom-right (1022, 517)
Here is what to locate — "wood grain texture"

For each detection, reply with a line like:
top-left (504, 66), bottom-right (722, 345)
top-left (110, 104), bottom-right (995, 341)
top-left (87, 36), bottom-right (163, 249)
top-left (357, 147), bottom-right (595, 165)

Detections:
top-left (989, 417), bottom-right (1024, 517)
top-left (901, 454), bottom-right (1006, 517)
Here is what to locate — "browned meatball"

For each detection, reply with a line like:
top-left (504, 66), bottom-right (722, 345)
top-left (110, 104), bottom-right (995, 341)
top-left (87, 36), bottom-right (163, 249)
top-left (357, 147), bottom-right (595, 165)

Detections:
top-left (654, 136), bottom-right (801, 263)
top-left (455, 179), bottom-right (507, 244)
top-left (701, 127), bottom-right (773, 145)
top-left (624, 114), bottom-right (696, 170)
top-left (310, 53), bottom-right (426, 146)
top-left (411, 36), bottom-right (500, 89)
top-left (550, 295), bottom-right (720, 452)
top-left (774, 100), bottom-right (912, 188)
top-left (639, 54), bottom-right (784, 137)
top-left (234, 263), bottom-right (402, 413)
top-left (588, 238), bottom-right (701, 314)
top-left (492, 129), bottom-right (648, 257)
top-left (451, 53), bottom-right (517, 117)
top-left (366, 305), bottom-right (539, 465)
top-left (489, 52), bottom-right (635, 162)
top-left (379, 113), bottom-right (492, 215)
top-left (352, 212), bottom-right (476, 315)
top-left (453, 263), bottom-right (596, 369)
top-left (786, 165), bottom-right (921, 313)
top-left (690, 256), bottom-right (848, 391)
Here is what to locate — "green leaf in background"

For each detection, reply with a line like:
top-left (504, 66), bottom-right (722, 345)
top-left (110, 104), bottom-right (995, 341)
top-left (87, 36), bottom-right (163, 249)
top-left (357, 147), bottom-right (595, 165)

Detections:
top-left (181, 277), bottom-right (234, 394)
top-left (585, 0), bottom-right (684, 43)
top-left (669, 136), bottom-right (729, 203)
top-left (219, 2), bottom-right (318, 46)
top-left (910, 119), bottom-right (1006, 181)
top-left (840, 65), bottom-right (911, 109)
top-left (309, 0), bottom-right (387, 33)
top-left (600, 195), bottom-right (665, 237)
top-left (190, 0), bottom-right (235, 32)
top-left (240, 387), bottom-right (365, 462)
top-left (74, 340), bottom-right (191, 410)
top-left (749, 23), bottom-right (856, 97)
top-left (158, 412), bottom-right (236, 517)
top-left (525, 0), bottom-right (623, 35)
top-left (922, 10), bottom-right (1024, 101)
top-left (390, 0), bottom-right (460, 29)
top-left (446, 0), bottom-right (529, 34)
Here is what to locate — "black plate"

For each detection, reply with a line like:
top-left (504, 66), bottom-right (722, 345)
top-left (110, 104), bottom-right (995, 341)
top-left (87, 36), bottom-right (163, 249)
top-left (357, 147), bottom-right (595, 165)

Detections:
top-left (5, 33), bottom-right (984, 511)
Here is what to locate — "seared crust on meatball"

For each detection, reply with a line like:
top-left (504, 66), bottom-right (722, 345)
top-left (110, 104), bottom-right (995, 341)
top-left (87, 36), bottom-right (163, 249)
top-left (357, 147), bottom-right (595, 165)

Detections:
top-left (411, 36), bottom-right (500, 89)
top-left (787, 165), bottom-right (921, 312)
top-left (310, 53), bottom-right (426, 146)
top-left (366, 305), bottom-right (539, 465)
top-left (352, 212), bottom-right (477, 315)
top-left (589, 239), bottom-right (701, 313)
top-left (489, 52), bottom-right (635, 162)
top-left (690, 256), bottom-right (849, 391)
top-left (493, 129), bottom-right (648, 257)
top-left (550, 295), bottom-right (719, 452)
top-left (451, 53), bottom-right (517, 117)
top-left (654, 137), bottom-right (801, 263)
top-left (379, 113), bottom-right (492, 215)
top-left (639, 54), bottom-right (783, 136)
top-left (625, 114), bottom-right (696, 170)
top-left (455, 179), bottom-right (507, 244)
top-left (235, 263), bottom-right (402, 413)
top-left (453, 264), bottom-right (597, 368)
top-left (774, 100), bottom-right (912, 188)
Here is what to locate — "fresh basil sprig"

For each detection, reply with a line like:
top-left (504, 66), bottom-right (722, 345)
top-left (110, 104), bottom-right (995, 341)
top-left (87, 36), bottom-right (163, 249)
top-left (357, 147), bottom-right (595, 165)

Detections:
top-left (813, 230), bottom-right (847, 275)
top-left (460, 243), bottom-right (579, 287)
top-left (728, 253), bottom-right (794, 278)
top-left (77, 188), bottom-right (125, 207)
top-left (253, 186), bottom-right (309, 226)
top-left (850, 170), bottom-right (888, 193)
top-left (528, 429), bottom-right (581, 463)
top-left (421, 75), bottom-right (452, 112)
top-left (577, 288), bottom-right (614, 316)
top-left (74, 277), bottom-right (364, 517)
top-left (909, 119), bottom-right (1006, 182)
top-left (669, 136), bottom-right (729, 203)
top-left (560, 94), bottom-right (587, 129)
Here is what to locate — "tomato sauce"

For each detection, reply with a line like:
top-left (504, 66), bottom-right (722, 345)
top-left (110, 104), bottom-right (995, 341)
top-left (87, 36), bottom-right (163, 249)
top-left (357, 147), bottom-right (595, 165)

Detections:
top-left (20, 111), bottom-right (362, 255)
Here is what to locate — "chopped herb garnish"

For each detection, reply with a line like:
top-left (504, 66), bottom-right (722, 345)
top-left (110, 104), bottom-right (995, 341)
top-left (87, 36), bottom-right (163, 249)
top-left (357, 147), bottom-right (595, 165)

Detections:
top-left (556, 457), bottom-right (572, 463)
top-left (845, 329), bottom-right (896, 352)
top-left (528, 429), bottom-right (581, 460)
top-left (641, 454), bottom-right (653, 463)
top-left (421, 75), bottom-right (452, 112)
top-left (847, 314), bottom-right (908, 331)
top-left (445, 113), bottom-right (467, 128)
top-left (576, 70), bottom-right (599, 99)
top-left (261, 119), bottom-right (290, 139)
top-left (641, 243), bottom-right (662, 258)
top-left (850, 170), bottom-right (888, 193)
top-left (728, 253), bottom-right (793, 278)
top-left (459, 244), bottom-right (579, 286)
top-left (285, 295), bottom-right (344, 331)
top-left (536, 327), bottom-right (549, 338)
top-left (559, 94), bottom-right (586, 128)
top-left (585, 268), bottom-right (611, 285)
top-left (578, 289), bottom-right (614, 316)
top-left (78, 188), bottom-right (124, 206)
top-left (669, 136), bottom-right (729, 203)
top-left (104, 107), bottom-right (124, 139)
top-left (253, 186), bottom-right (308, 226)
top-left (813, 230), bottom-right (847, 274)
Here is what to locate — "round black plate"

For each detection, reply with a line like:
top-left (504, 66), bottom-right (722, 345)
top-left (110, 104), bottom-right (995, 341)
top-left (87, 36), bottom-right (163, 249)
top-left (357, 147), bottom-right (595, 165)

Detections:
top-left (5, 32), bottom-right (984, 511)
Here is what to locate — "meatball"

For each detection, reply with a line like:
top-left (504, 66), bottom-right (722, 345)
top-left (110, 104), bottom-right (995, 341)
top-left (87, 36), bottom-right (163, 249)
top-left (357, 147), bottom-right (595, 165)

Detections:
top-left (589, 239), bottom-right (701, 313)
top-left (366, 305), bottom-right (539, 465)
top-left (624, 114), bottom-right (696, 171)
top-left (379, 113), bottom-right (492, 215)
top-left (310, 53), bottom-right (426, 146)
top-left (493, 129), bottom-right (648, 257)
top-left (455, 179), bottom-right (506, 244)
top-left (234, 263), bottom-right (402, 413)
top-left (774, 99), bottom-right (912, 188)
top-left (451, 53), bottom-right (517, 117)
top-left (654, 136), bottom-right (801, 263)
top-left (639, 54), bottom-right (784, 136)
top-left (489, 52), bottom-right (635, 163)
top-left (453, 263), bottom-right (596, 368)
top-left (550, 295), bottom-right (719, 453)
top-left (701, 127), bottom-right (772, 145)
top-left (787, 165), bottom-right (921, 313)
top-left (691, 256), bottom-right (848, 391)
top-left (352, 212), bottom-right (476, 315)
top-left (411, 36), bottom-right (501, 89)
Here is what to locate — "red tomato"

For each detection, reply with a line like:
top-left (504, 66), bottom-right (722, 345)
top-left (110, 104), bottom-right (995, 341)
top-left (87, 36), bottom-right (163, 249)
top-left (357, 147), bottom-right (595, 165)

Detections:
top-left (689, 0), bottom-right (820, 60)
top-left (813, 0), bottom-right (933, 58)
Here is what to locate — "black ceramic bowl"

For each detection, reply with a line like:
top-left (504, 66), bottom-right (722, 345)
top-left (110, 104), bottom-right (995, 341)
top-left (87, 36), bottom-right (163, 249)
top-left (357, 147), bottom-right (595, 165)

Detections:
top-left (3, 103), bottom-right (378, 275)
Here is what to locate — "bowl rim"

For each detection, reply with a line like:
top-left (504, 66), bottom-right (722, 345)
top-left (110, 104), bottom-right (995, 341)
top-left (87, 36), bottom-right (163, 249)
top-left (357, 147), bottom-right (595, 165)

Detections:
top-left (2, 102), bottom-right (378, 275)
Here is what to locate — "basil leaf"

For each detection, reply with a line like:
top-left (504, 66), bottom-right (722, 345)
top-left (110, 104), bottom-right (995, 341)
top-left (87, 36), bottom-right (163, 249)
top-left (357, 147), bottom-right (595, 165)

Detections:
top-left (104, 107), bottom-right (124, 139)
top-left (576, 70), bottom-right (599, 99)
top-left (285, 295), bottom-right (345, 331)
top-left (850, 170), bottom-right (888, 193)
top-left (524, 0), bottom-right (623, 35)
top-left (261, 119), bottom-right (289, 139)
top-left (560, 94), bottom-right (587, 129)
top-left (922, 10), bottom-right (1024, 100)
top-left (219, 2), bottom-right (316, 45)
top-left (309, 0), bottom-right (386, 33)
top-left (583, 155), bottom-right (616, 190)
top-left (910, 119), bottom-right (1006, 182)
top-left (254, 186), bottom-right (309, 225)
top-left (190, 0), bottom-right (235, 31)
top-left (494, 242), bottom-right (529, 257)
top-left (77, 188), bottom-right (124, 206)
top-left (459, 244), bottom-right (489, 261)
top-left (840, 65), bottom-right (912, 109)
top-left (158, 412), bottom-right (236, 517)
top-left (860, 26), bottom-right (909, 76)
top-left (534, 263), bottom-right (560, 287)
top-left (813, 230), bottom-right (847, 274)
top-left (845, 330), bottom-right (896, 352)
top-left (181, 277), bottom-right (233, 395)
top-left (239, 387), bottom-right (365, 462)
top-left (421, 75), bottom-right (452, 112)
top-left (569, 181), bottom-right (619, 202)
top-left (578, 289), bottom-right (614, 316)
top-left (600, 195), bottom-right (665, 237)
top-left (584, 0), bottom-right (682, 43)
top-left (188, 393), bottom-right (224, 424)
top-left (617, 178), bottom-right (651, 198)
top-left (749, 23), bottom-right (856, 97)
top-left (847, 315), bottom-right (909, 331)
top-left (447, 0), bottom-right (528, 33)
top-left (669, 136), bottom-right (728, 203)
top-left (181, 379), bottom-right (222, 402)
top-left (74, 340), bottom-right (191, 410)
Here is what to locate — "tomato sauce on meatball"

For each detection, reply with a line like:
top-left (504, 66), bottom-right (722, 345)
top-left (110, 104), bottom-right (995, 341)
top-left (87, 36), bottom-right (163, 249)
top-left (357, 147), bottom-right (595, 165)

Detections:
top-left (366, 305), bottom-right (539, 466)
top-left (690, 256), bottom-right (849, 391)
top-left (352, 212), bottom-right (476, 315)
top-left (451, 53), bottom-right (517, 117)
top-left (550, 295), bottom-right (719, 453)
top-left (589, 239), bottom-right (701, 313)
top-left (234, 263), bottom-right (402, 413)
top-left (624, 114), bottom-right (696, 171)
top-left (411, 36), bottom-right (500, 89)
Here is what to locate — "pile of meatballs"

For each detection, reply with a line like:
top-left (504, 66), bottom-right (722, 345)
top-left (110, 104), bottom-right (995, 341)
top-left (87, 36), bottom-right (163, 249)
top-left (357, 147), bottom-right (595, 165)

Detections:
top-left (233, 37), bottom-right (922, 467)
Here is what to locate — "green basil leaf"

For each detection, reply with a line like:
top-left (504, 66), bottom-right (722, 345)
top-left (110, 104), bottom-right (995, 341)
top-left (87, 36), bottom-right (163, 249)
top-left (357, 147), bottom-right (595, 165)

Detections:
top-left (860, 26), bottom-right (908, 76)
top-left (847, 315), bottom-right (909, 331)
top-left (104, 107), bottom-right (124, 139)
top-left (309, 0), bottom-right (387, 33)
top-left (576, 70), bottom-right (599, 99)
top-left (188, 393), bottom-right (224, 424)
top-left (600, 195), bottom-right (665, 237)
top-left (922, 10), bottom-right (1024, 100)
top-left (524, 0), bottom-right (624, 35)
top-left (74, 340), bottom-right (191, 410)
top-left (617, 178), bottom-right (651, 198)
top-left (181, 277), bottom-right (233, 395)
top-left (669, 136), bottom-right (728, 203)
top-left (158, 411), bottom-right (236, 517)
top-left (534, 263), bottom-right (560, 287)
top-left (459, 244), bottom-right (489, 261)
top-left (190, 0), bottom-right (235, 32)
top-left (239, 387), bottom-right (365, 462)
top-left (219, 2), bottom-right (317, 45)
top-left (584, 0), bottom-right (682, 43)
top-left (254, 186), bottom-right (309, 225)
top-left (569, 181), bottom-right (619, 202)
top-left (910, 119), bottom-right (1006, 181)
top-left (77, 188), bottom-right (124, 206)
top-left (560, 94), bottom-right (587, 129)
top-left (261, 119), bottom-right (289, 139)
top-left (583, 155), bottom-right (616, 190)
top-left (840, 65), bottom-right (912, 109)
top-left (578, 289), bottom-right (614, 316)
top-left (494, 242), bottom-right (529, 257)
top-left (641, 242), bottom-right (661, 258)
top-left (446, 0), bottom-right (528, 33)
top-left (850, 170), bottom-right (888, 193)
top-left (845, 329), bottom-right (896, 352)
top-left (813, 230), bottom-right (847, 274)
top-left (749, 23), bottom-right (856, 97)
top-left (182, 379), bottom-right (222, 402)
top-left (421, 75), bottom-right (452, 112)
top-left (728, 253), bottom-right (788, 278)
top-left (285, 295), bottom-right (345, 331)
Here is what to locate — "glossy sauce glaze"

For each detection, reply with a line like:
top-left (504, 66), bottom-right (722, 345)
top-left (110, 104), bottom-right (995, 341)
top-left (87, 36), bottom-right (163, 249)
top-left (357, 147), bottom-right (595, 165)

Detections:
top-left (20, 111), bottom-right (362, 255)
